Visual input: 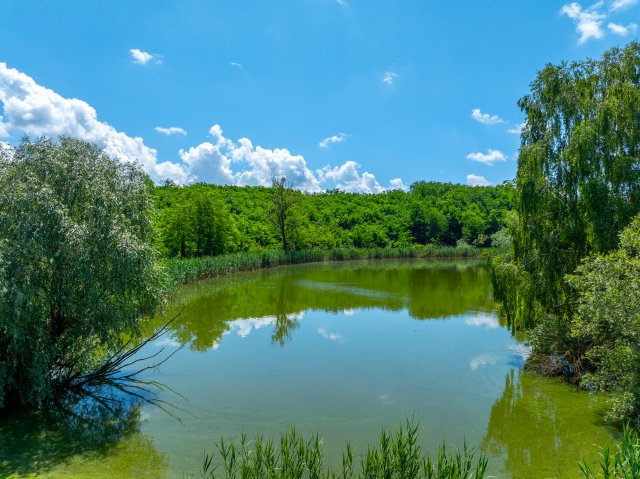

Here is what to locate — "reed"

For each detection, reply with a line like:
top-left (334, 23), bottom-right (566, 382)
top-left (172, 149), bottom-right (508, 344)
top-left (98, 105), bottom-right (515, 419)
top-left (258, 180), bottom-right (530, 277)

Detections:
top-left (194, 420), bottom-right (488, 479)
top-left (163, 246), bottom-right (480, 287)
top-left (580, 426), bottom-right (640, 479)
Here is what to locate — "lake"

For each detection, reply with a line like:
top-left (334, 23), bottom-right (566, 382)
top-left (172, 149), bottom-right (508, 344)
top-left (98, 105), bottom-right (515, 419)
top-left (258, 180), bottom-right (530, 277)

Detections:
top-left (0, 259), bottom-right (616, 478)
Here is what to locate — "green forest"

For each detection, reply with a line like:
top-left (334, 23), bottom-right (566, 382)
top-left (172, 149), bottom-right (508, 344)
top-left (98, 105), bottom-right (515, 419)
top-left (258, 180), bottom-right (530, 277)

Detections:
top-left (151, 180), bottom-right (513, 257)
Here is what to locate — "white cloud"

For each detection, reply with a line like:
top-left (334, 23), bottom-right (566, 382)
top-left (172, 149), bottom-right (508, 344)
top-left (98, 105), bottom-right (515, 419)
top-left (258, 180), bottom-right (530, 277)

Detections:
top-left (0, 63), bottom-right (405, 192)
top-left (336, 0), bottom-right (348, 5)
top-left (389, 178), bottom-right (407, 190)
top-left (179, 141), bottom-right (234, 185)
top-left (471, 108), bottom-right (503, 125)
top-left (205, 125), bottom-right (322, 191)
top-left (316, 160), bottom-right (404, 193)
top-left (466, 174), bottom-right (491, 187)
top-left (155, 160), bottom-right (190, 184)
top-left (129, 48), bottom-right (160, 65)
top-left (382, 71), bottom-right (399, 85)
top-left (507, 122), bottom-right (525, 135)
top-left (608, 21), bottom-right (638, 34)
top-left (319, 132), bottom-right (348, 148)
top-left (466, 149), bottom-right (507, 166)
top-left (155, 126), bottom-right (187, 136)
top-left (318, 327), bottom-right (343, 342)
top-left (560, 3), bottom-right (606, 44)
top-left (230, 62), bottom-right (244, 69)
top-left (0, 62), bottom-right (180, 180)
top-left (611, 0), bottom-right (639, 11)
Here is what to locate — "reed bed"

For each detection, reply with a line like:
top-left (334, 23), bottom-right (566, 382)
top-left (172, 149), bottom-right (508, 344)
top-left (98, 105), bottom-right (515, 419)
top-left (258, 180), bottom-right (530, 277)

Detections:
top-left (194, 421), bottom-right (488, 479)
top-left (163, 245), bottom-right (479, 287)
top-left (580, 426), bottom-right (640, 478)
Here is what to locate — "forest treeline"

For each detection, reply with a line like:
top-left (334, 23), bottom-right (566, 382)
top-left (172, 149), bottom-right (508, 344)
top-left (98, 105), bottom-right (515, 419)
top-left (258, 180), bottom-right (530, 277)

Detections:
top-left (151, 180), bottom-right (514, 257)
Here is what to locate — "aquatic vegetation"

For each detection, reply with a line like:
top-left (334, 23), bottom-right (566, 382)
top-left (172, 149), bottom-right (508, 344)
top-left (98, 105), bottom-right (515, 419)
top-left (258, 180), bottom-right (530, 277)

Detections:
top-left (580, 426), bottom-right (640, 478)
top-left (162, 246), bottom-right (479, 287)
top-left (196, 421), bottom-right (488, 479)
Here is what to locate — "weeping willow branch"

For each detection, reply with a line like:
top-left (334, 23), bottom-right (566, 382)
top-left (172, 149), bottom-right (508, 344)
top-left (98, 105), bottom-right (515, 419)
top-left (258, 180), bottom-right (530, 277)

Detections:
top-left (52, 314), bottom-right (185, 417)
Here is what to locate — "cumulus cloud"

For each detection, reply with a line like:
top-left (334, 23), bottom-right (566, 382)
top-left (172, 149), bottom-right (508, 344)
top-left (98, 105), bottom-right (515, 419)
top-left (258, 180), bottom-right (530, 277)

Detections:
top-left (608, 21), bottom-right (638, 34)
top-left (129, 48), bottom-right (160, 65)
top-left (0, 63), bottom-right (405, 192)
top-left (230, 62), bottom-right (244, 69)
top-left (466, 174), bottom-right (491, 187)
top-left (471, 108), bottom-right (503, 125)
top-left (155, 126), bottom-right (187, 136)
top-left (560, 2), bottom-right (606, 44)
top-left (319, 132), bottom-right (348, 148)
top-left (179, 140), bottom-right (234, 185)
top-left (389, 178), bottom-right (407, 190)
top-left (382, 71), bottom-right (399, 85)
top-left (611, 0), bottom-right (639, 10)
top-left (466, 149), bottom-right (507, 166)
top-left (0, 62), bottom-right (177, 179)
top-left (316, 160), bottom-right (405, 193)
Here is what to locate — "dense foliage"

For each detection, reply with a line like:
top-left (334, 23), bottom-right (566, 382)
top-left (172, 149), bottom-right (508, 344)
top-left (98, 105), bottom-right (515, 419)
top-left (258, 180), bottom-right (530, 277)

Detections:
top-left (566, 217), bottom-right (640, 421)
top-left (492, 42), bottom-right (640, 331)
top-left (153, 181), bottom-right (513, 257)
top-left (0, 137), bottom-right (162, 407)
top-left (491, 42), bottom-right (640, 422)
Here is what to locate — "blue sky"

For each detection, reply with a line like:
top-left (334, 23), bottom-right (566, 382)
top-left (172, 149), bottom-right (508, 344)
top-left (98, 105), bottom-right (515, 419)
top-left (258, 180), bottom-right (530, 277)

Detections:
top-left (0, 0), bottom-right (638, 192)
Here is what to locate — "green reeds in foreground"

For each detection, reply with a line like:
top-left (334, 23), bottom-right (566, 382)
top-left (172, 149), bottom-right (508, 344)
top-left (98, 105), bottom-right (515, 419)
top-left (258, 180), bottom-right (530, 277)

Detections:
top-left (164, 245), bottom-right (479, 287)
top-left (580, 426), bottom-right (640, 479)
top-left (194, 420), bottom-right (488, 479)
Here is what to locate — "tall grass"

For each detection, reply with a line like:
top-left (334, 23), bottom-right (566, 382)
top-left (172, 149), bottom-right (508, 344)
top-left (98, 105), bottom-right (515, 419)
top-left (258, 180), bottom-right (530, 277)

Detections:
top-left (580, 426), bottom-right (640, 478)
top-left (193, 420), bottom-right (488, 479)
top-left (163, 245), bottom-right (479, 287)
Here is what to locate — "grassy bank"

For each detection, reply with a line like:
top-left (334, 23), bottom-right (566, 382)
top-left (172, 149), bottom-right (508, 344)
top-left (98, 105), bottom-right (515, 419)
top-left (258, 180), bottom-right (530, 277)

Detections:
top-left (162, 245), bottom-right (480, 286)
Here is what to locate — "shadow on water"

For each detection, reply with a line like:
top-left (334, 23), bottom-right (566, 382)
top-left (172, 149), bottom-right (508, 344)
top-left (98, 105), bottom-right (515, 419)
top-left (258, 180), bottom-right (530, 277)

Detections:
top-left (152, 258), bottom-right (495, 351)
top-left (0, 395), bottom-right (167, 478)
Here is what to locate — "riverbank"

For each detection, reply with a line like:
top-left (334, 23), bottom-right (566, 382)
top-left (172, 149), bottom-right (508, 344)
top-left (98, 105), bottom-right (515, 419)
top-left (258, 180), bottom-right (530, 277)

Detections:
top-left (162, 245), bottom-right (480, 286)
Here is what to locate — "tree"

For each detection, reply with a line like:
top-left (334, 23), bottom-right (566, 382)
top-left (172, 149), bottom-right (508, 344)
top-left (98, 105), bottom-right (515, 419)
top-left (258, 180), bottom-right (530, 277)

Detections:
top-left (0, 137), bottom-right (162, 407)
top-left (271, 176), bottom-right (297, 251)
top-left (156, 186), bottom-right (237, 257)
top-left (567, 215), bottom-right (640, 421)
top-left (493, 42), bottom-right (640, 331)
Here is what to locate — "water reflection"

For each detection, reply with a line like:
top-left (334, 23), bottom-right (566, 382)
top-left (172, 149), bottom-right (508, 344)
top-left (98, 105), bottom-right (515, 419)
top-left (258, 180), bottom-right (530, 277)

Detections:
top-left (482, 369), bottom-right (615, 479)
top-left (153, 259), bottom-right (493, 351)
top-left (1, 259), bottom-right (617, 478)
top-left (0, 397), bottom-right (166, 478)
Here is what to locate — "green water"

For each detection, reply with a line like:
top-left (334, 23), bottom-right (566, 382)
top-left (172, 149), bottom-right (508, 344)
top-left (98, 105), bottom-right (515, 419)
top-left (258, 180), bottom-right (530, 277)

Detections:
top-left (0, 259), bottom-right (616, 478)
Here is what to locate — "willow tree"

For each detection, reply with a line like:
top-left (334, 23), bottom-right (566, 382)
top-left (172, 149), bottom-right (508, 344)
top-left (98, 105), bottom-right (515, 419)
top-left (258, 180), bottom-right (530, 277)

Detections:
top-left (0, 137), bottom-right (163, 407)
top-left (493, 42), bottom-right (640, 332)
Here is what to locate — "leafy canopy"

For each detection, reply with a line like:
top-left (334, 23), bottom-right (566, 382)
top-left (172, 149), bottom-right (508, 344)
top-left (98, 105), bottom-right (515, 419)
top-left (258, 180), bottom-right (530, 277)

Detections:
top-left (0, 137), bottom-right (162, 407)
